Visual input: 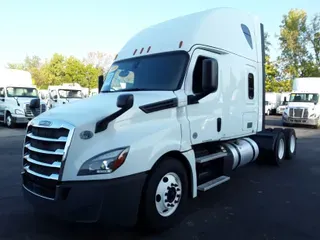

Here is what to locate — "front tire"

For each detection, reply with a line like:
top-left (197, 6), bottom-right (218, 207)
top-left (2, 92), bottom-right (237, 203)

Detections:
top-left (266, 109), bottom-right (270, 116)
top-left (138, 157), bottom-right (188, 232)
top-left (5, 112), bottom-right (15, 128)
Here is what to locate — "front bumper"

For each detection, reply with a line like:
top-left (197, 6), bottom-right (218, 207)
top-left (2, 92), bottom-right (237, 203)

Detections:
top-left (12, 115), bottom-right (33, 124)
top-left (276, 109), bottom-right (284, 115)
top-left (282, 116), bottom-right (319, 126)
top-left (22, 171), bottom-right (147, 226)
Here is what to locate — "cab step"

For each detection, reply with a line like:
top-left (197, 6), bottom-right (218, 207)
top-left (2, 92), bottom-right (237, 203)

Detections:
top-left (196, 152), bottom-right (228, 164)
top-left (197, 175), bottom-right (230, 192)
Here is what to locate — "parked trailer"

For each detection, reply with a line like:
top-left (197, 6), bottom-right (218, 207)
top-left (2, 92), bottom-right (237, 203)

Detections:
top-left (265, 92), bottom-right (281, 115)
top-left (21, 8), bottom-right (297, 232)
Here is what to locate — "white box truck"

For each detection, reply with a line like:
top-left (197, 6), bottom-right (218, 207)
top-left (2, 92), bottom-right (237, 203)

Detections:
top-left (21, 8), bottom-right (297, 232)
top-left (265, 92), bottom-right (281, 115)
top-left (47, 83), bottom-right (84, 109)
top-left (276, 92), bottom-right (290, 115)
top-left (283, 77), bottom-right (320, 128)
top-left (0, 69), bottom-right (46, 128)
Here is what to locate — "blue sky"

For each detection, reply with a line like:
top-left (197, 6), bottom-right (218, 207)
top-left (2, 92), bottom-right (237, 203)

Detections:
top-left (0, 0), bottom-right (319, 67)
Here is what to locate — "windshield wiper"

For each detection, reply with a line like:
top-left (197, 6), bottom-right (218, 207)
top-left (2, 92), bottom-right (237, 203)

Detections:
top-left (14, 97), bottom-right (20, 106)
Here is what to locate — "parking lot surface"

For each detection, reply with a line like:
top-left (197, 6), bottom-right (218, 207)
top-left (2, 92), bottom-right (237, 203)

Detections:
top-left (1, 116), bottom-right (320, 240)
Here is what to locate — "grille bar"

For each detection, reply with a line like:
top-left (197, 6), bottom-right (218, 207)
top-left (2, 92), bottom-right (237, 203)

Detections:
top-left (26, 133), bottom-right (67, 142)
top-left (24, 154), bottom-right (61, 168)
top-left (24, 165), bottom-right (59, 180)
top-left (25, 143), bottom-right (64, 155)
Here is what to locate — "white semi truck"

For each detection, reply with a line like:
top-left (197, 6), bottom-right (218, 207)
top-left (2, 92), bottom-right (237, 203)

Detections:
top-left (0, 69), bottom-right (46, 128)
top-left (283, 77), bottom-right (320, 128)
top-left (47, 83), bottom-right (84, 109)
top-left (21, 8), bottom-right (297, 231)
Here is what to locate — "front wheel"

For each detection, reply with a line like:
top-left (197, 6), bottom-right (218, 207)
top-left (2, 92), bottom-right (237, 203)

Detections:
top-left (5, 113), bottom-right (15, 128)
top-left (137, 157), bottom-right (189, 232)
top-left (266, 109), bottom-right (270, 116)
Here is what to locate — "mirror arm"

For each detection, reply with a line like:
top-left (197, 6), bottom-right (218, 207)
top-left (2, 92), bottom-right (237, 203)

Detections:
top-left (187, 91), bottom-right (211, 105)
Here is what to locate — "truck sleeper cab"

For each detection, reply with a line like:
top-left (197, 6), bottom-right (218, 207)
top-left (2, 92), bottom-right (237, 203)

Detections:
top-left (21, 8), bottom-right (297, 231)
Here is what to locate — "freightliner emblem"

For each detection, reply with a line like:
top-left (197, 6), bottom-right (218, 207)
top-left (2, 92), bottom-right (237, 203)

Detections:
top-left (39, 120), bottom-right (52, 127)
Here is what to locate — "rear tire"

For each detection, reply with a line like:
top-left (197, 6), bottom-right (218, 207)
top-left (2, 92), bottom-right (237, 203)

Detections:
top-left (137, 157), bottom-right (188, 233)
top-left (271, 131), bottom-right (286, 166)
top-left (283, 128), bottom-right (296, 159)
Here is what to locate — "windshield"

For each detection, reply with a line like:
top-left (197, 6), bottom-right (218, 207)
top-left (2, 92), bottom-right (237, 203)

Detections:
top-left (58, 89), bottom-right (83, 99)
top-left (101, 51), bottom-right (189, 92)
top-left (6, 87), bottom-right (38, 98)
top-left (289, 93), bottom-right (319, 103)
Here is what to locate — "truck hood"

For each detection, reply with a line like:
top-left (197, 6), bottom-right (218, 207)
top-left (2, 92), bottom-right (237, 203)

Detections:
top-left (36, 91), bottom-right (177, 126)
top-left (9, 97), bottom-right (46, 106)
top-left (288, 102), bottom-right (315, 108)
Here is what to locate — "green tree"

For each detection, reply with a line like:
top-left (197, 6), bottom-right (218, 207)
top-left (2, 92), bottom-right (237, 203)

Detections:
top-left (41, 53), bottom-right (66, 87)
top-left (278, 9), bottom-right (320, 78)
top-left (307, 13), bottom-right (320, 65)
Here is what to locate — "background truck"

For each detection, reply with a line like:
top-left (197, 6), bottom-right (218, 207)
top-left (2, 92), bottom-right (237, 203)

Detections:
top-left (21, 8), bottom-right (297, 232)
top-left (47, 83), bottom-right (84, 109)
top-left (282, 77), bottom-right (320, 128)
top-left (0, 68), bottom-right (46, 128)
top-left (276, 92), bottom-right (290, 115)
top-left (265, 92), bottom-right (281, 115)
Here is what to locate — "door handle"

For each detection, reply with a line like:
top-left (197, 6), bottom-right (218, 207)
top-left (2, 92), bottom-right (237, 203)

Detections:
top-left (217, 118), bottom-right (222, 132)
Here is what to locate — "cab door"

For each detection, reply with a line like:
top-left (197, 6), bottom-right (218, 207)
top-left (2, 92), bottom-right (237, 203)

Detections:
top-left (184, 49), bottom-right (224, 145)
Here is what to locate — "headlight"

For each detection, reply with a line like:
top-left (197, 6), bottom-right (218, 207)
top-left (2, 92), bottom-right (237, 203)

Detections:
top-left (15, 109), bottom-right (24, 115)
top-left (78, 147), bottom-right (130, 176)
top-left (310, 113), bottom-right (316, 118)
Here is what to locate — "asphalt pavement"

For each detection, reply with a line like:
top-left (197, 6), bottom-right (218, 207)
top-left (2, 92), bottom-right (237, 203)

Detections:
top-left (1, 116), bottom-right (320, 240)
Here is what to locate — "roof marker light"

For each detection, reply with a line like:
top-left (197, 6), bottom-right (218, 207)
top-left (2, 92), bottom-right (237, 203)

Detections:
top-left (147, 46), bottom-right (151, 53)
top-left (179, 41), bottom-right (183, 48)
top-left (133, 49), bottom-right (137, 55)
top-left (140, 48), bottom-right (144, 54)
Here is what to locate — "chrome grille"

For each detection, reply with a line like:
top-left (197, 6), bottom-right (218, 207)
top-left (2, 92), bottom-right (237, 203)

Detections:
top-left (25, 103), bottom-right (47, 117)
top-left (289, 108), bottom-right (309, 118)
top-left (22, 120), bottom-right (75, 199)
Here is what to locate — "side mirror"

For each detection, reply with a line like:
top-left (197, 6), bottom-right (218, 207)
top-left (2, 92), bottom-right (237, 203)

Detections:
top-left (30, 98), bottom-right (40, 109)
top-left (0, 98), bottom-right (4, 102)
top-left (98, 75), bottom-right (104, 93)
top-left (40, 93), bottom-right (46, 100)
top-left (202, 59), bottom-right (218, 93)
top-left (52, 95), bottom-right (58, 101)
top-left (117, 94), bottom-right (134, 109)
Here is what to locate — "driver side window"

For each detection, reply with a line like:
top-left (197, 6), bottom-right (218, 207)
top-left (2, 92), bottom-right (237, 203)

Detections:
top-left (0, 88), bottom-right (4, 98)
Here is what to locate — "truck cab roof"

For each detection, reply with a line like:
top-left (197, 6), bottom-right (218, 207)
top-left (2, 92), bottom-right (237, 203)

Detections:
top-left (117, 7), bottom-right (263, 63)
